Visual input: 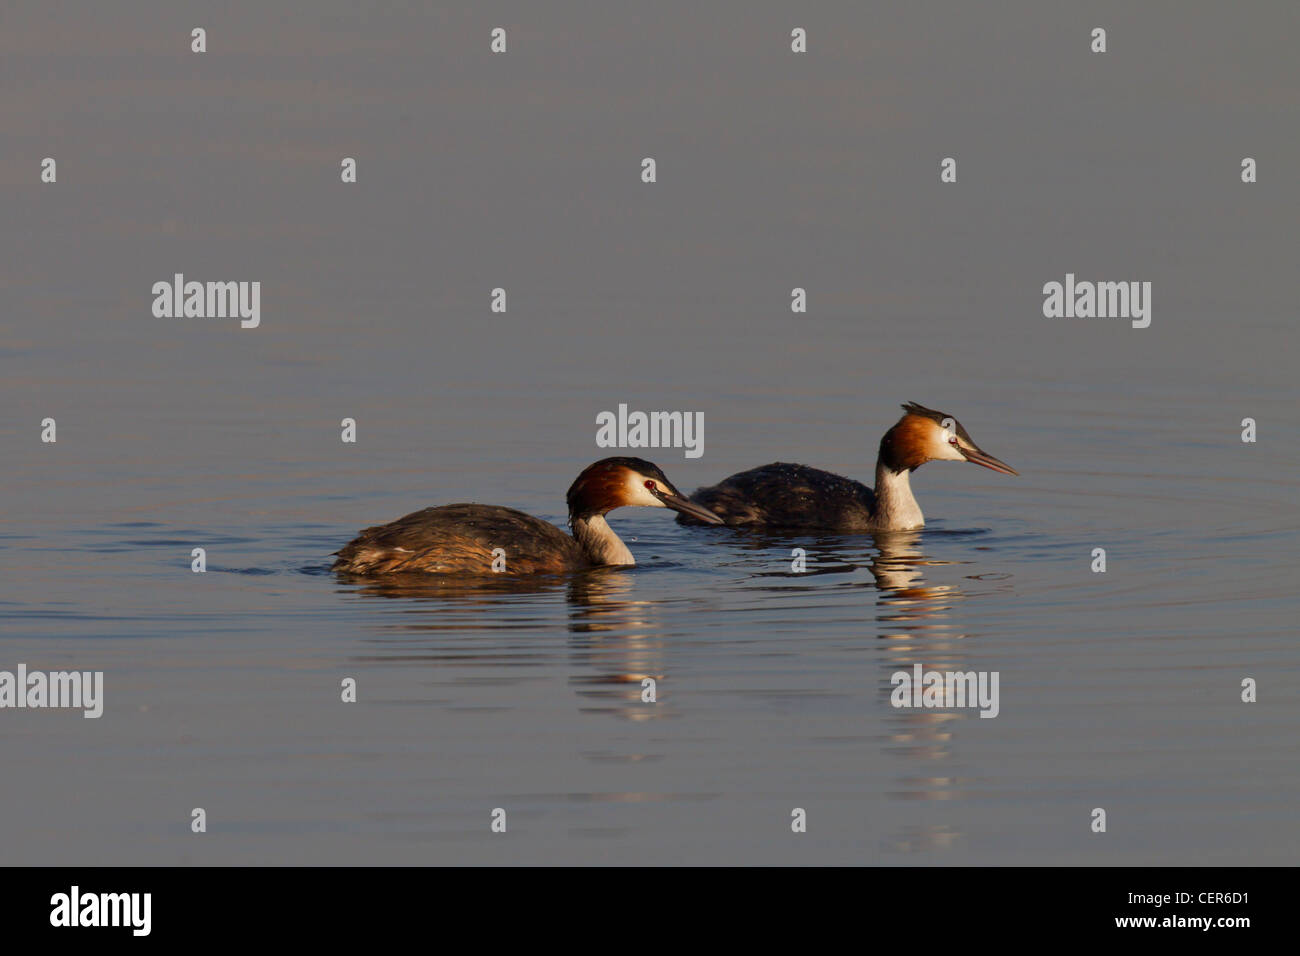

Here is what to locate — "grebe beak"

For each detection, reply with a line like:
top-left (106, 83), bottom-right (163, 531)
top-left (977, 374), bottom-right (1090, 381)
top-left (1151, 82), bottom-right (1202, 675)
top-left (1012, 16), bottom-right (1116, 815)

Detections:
top-left (655, 489), bottom-right (725, 524)
top-left (961, 445), bottom-right (1019, 476)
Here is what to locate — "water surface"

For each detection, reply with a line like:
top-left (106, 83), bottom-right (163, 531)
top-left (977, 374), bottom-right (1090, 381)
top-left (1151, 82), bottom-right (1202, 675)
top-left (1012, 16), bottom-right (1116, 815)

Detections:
top-left (2, 1), bottom-right (1297, 865)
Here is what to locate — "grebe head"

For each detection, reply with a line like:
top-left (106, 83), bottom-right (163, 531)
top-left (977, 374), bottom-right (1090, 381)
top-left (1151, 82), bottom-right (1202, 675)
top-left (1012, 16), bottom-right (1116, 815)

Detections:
top-left (566, 457), bottom-right (724, 524)
top-left (881, 402), bottom-right (1019, 476)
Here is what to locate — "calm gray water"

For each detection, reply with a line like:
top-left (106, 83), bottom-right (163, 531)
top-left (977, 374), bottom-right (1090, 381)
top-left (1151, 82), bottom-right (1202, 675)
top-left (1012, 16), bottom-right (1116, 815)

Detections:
top-left (2, 2), bottom-right (1297, 865)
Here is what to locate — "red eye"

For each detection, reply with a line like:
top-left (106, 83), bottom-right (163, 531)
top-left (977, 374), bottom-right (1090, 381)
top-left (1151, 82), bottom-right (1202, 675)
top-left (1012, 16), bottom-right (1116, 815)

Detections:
top-left (948, 437), bottom-right (958, 444)
top-left (644, 480), bottom-right (657, 490)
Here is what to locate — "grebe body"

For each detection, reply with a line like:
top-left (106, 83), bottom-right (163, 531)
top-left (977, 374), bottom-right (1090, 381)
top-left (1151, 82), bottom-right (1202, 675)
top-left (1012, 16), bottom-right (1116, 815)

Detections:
top-left (680, 403), bottom-right (1017, 533)
top-left (333, 457), bottom-right (721, 575)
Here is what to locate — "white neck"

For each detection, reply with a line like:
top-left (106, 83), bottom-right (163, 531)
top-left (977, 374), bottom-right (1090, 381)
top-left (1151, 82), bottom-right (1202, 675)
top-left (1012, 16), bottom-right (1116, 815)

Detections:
top-left (571, 514), bottom-right (636, 566)
top-left (873, 464), bottom-right (924, 530)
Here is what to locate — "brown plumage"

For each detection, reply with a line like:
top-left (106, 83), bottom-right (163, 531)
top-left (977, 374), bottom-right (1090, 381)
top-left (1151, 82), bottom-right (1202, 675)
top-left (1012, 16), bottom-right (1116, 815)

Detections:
top-left (332, 503), bottom-right (585, 575)
top-left (332, 457), bottom-right (722, 576)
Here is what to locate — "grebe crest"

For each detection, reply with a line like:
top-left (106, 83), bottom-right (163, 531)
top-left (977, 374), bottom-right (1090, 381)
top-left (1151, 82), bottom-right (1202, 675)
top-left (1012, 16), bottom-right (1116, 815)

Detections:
top-left (566, 457), bottom-right (682, 517)
top-left (881, 402), bottom-right (1019, 476)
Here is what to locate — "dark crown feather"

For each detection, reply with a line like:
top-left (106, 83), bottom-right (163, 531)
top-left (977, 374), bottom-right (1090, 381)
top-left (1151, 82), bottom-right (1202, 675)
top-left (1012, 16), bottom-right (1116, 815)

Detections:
top-left (900, 401), bottom-right (972, 442)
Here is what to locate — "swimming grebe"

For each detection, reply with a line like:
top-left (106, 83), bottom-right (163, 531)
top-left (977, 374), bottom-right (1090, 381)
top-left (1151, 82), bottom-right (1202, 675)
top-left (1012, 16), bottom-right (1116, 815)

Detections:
top-left (678, 402), bottom-right (1017, 532)
top-left (333, 457), bottom-right (722, 575)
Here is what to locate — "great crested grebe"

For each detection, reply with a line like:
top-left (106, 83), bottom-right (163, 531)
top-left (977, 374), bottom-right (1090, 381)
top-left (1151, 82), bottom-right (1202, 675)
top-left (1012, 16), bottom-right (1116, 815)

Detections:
top-left (678, 402), bottom-right (1017, 532)
top-left (332, 457), bottom-right (722, 575)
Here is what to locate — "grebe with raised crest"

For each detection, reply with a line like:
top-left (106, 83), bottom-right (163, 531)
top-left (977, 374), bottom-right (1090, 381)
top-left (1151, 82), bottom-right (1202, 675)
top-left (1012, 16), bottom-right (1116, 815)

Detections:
top-left (333, 457), bottom-right (722, 575)
top-left (678, 402), bottom-right (1017, 532)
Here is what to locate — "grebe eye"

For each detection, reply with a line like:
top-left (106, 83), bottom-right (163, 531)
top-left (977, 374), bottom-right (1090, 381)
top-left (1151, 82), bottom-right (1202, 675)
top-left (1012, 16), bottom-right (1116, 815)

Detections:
top-left (644, 480), bottom-right (657, 490)
top-left (948, 437), bottom-right (958, 445)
